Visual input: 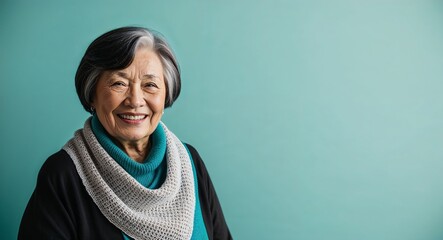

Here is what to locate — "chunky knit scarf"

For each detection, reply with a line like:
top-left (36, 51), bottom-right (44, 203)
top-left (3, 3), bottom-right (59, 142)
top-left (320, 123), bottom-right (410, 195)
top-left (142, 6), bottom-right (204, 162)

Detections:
top-left (63, 119), bottom-right (195, 240)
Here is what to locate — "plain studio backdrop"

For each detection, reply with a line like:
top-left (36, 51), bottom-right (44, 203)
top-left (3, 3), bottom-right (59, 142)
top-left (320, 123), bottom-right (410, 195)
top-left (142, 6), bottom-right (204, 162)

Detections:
top-left (1, 0), bottom-right (443, 239)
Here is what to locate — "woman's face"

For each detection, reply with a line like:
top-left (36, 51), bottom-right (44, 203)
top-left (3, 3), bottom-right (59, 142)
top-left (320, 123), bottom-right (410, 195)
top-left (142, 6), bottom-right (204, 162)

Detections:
top-left (92, 47), bottom-right (166, 146)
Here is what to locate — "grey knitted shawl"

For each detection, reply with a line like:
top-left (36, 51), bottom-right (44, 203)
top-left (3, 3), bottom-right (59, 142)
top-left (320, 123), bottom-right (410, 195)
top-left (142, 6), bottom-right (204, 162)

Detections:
top-left (63, 119), bottom-right (195, 240)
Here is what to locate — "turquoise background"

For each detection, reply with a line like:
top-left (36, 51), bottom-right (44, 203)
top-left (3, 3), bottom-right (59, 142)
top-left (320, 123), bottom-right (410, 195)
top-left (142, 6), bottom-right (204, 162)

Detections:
top-left (1, 0), bottom-right (443, 239)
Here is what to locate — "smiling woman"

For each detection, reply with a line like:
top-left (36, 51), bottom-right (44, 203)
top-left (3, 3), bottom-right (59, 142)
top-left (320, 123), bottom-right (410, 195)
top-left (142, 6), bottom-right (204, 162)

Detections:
top-left (18, 27), bottom-right (232, 240)
top-left (93, 49), bottom-right (166, 162)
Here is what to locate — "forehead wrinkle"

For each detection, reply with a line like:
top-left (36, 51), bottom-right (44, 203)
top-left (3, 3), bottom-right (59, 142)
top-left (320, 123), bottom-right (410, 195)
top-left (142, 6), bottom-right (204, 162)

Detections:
top-left (110, 71), bottom-right (161, 84)
top-left (115, 71), bottom-right (130, 79)
top-left (141, 74), bottom-right (160, 81)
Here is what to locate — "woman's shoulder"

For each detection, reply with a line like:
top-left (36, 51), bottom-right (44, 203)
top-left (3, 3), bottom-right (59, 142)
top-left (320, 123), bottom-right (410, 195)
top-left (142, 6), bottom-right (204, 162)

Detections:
top-left (183, 143), bottom-right (208, 171)
top-left (41, 150), bottom-right (74, 172)
top-left (183, 143), bottom-right (213, 186)
top-left (183, 143), bottom-right (199, 158)
top-left (37, 150), bottom-right (79, 183)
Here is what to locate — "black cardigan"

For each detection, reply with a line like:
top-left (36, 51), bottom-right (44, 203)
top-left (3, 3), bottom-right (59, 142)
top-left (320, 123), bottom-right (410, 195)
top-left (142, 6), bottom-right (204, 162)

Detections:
top-left (19, 144), bottom-right (232, 240)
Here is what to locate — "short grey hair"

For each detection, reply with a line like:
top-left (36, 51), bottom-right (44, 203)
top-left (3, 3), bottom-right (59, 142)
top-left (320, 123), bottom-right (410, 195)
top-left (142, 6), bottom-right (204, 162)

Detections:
top-left (75, 26), bottom-right (181, 113)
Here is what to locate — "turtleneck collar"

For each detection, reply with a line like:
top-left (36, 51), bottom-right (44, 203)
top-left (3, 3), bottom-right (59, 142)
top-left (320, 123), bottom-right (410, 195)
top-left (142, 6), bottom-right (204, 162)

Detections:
top-left (90, 114), bottom-right (167, 188)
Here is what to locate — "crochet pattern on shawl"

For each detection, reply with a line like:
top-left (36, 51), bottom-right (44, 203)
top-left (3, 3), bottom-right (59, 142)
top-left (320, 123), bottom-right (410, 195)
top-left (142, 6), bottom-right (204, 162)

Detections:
top-left (63, 119), bottom-right (195, 240)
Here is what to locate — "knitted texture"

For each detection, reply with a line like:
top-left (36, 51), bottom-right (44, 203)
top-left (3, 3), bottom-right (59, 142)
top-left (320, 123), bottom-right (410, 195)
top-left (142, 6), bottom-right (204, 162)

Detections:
top-left (63, 119), bottom-right (195, 240)
top-left (91, 115), bottom-right (167, 188)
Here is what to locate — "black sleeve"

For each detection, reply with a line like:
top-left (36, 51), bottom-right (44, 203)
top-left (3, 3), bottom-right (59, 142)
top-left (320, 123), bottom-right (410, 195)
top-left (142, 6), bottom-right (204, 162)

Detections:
top-left (18, 150), bottom-right (122, 240)
top-left (18, 151), bottom-right (78, 240)
top-left (186, 144), bottom-right (233, 240)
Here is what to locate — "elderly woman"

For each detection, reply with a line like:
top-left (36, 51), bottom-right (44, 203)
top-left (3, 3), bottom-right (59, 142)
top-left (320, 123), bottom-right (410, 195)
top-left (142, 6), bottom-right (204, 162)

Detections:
top-left (19, 27), bottom-right (232, 240)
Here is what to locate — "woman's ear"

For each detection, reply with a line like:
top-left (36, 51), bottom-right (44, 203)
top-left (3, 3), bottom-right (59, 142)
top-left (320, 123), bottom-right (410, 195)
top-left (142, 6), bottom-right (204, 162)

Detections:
top-left (90, 102), bottom-right (95, 113)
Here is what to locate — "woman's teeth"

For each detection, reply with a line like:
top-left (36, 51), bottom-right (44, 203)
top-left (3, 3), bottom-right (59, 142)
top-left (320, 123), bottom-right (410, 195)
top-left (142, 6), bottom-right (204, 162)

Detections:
top-left (119, 115), bottom-right (146, 120)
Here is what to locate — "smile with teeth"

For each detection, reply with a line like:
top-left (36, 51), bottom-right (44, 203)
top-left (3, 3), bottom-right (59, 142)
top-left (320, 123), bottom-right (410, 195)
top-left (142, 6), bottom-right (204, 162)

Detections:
top-left (118, 114), bottom-right (147, 120)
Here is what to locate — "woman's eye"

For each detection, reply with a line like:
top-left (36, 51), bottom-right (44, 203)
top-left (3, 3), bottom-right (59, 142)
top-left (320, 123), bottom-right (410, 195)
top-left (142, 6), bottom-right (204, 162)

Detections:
top-left (145, 82), bottom-right (158, 88)
top-left (109, 81), bottom-right (128, 92)
top-left (111, 81), bottom-right (127, 87)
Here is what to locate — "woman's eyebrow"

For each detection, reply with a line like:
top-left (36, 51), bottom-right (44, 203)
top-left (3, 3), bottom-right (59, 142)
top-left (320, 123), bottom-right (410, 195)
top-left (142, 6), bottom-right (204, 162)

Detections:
top-left (113, 72), bottom-right (159, 80)
top-left (141, 74), bottom-right (160, 80)
top-left (114, 71), bottom-right (130, 79)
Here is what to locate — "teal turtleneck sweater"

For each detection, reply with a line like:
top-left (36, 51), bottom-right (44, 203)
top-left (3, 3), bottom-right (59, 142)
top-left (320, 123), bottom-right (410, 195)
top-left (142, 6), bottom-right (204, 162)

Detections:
top-left (91, 115), bottom-right (166, 189)
top-left (91, 115), bottom-right (208, 240)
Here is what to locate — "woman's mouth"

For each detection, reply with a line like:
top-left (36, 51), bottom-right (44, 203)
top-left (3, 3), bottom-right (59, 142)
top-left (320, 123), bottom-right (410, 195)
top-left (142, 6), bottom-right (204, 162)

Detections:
top-left (117, 114), bottom-right (148, 124)
top-left (118, 114), bottom-right (147, 120)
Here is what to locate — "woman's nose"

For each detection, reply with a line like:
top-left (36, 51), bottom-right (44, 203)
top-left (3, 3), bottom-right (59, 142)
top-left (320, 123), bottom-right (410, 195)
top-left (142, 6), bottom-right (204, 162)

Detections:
top-left (125, 86), bottom-right (145, 108)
